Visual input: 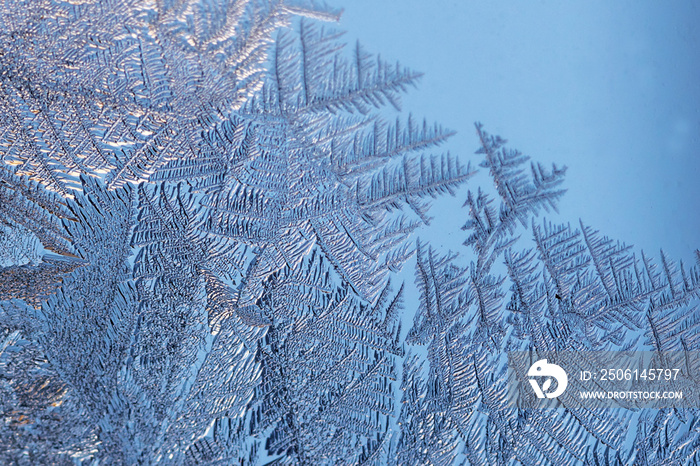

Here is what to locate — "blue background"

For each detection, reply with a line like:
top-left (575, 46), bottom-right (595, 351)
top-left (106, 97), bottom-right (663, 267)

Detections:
top-left (337, 0), bottom-right (700, 263)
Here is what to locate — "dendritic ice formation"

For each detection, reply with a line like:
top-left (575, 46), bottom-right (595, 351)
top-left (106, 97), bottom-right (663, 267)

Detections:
top-left (0, 0), bottom-right (698, 465)
top-left (399, 127), bottom-right (700, 465)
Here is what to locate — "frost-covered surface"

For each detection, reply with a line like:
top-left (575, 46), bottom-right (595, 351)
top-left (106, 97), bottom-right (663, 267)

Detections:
top-left (0, 1), bottom-right (698, 464)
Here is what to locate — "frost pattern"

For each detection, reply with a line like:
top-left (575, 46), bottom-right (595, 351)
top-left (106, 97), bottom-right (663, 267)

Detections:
top-left (0, 1), bottom-right (698, 465)
top-left (397, 126), bottom-right (700, 466)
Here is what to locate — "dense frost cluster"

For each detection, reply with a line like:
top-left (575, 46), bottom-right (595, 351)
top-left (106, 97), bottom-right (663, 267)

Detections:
top-left (0, 0), bottom-right (698, 464)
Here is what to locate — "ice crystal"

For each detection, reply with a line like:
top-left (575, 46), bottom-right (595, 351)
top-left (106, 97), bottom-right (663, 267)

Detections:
top-left (0, 1), bottom-right (698, 465)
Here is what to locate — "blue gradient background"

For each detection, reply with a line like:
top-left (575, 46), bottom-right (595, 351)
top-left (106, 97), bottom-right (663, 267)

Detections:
top-left (338, 0), bottom-right (700, 262)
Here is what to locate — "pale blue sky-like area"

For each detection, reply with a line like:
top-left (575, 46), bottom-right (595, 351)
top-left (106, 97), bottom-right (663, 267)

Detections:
top-left (336, 0), bottom-right (700, 264)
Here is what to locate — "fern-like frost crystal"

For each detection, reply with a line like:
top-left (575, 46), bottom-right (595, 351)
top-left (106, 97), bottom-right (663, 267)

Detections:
top-left (0, 1), bottom-right (697, 465)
